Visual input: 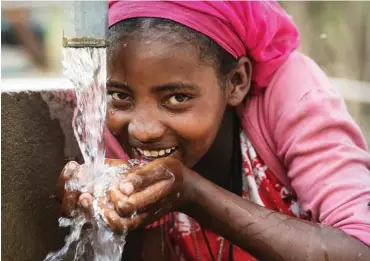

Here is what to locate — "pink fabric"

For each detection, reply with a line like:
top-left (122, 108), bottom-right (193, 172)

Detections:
top-left (238, 51), bottom-right (370, 246)
top-left (108, 0), bottom-right (300, 93)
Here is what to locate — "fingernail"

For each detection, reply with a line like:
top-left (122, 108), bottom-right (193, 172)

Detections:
top-left (120, 182), bottom-right (134, 195)
top-left (80, 199), bottom-right (89, 208)
top-left (64, 162), bottom-right (78, 178)
top-left (68, 161), bottom-right (78, 170)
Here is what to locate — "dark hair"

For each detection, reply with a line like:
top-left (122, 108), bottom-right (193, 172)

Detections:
top-left (108, 17), bottom-right (238, 86)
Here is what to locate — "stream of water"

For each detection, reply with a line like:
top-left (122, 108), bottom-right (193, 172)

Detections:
top-left (43, 47), bottom-right (130, 261)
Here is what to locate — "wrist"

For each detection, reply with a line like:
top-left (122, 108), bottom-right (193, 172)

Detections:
top-left (180, 168), bottom-right (206, 215)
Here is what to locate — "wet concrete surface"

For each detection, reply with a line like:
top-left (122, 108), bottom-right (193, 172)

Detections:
top-left (1, 92), bottom-right (71, 261)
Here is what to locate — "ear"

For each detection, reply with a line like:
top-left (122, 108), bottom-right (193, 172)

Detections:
top-left (226, 56), bottom-right (252, 107)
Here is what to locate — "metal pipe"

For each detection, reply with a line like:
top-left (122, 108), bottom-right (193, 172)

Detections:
top-left (63, 1), bottom-right (108, 48)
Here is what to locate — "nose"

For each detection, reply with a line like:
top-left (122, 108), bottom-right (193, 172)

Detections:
top-left (128, 110), bottom-right (166, 143)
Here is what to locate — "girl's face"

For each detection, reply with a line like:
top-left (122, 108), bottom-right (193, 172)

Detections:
top-left (107, 37), bottom-right (232, 168)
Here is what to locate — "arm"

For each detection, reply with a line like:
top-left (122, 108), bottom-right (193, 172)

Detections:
top-left (182, 82), bottom-right (370, 260)
top-left (184, 173), bottom-right (370, 261)
top-left (273, 87), bottom-right (370, 245)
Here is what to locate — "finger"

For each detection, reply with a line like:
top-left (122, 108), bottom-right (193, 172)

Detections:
top-left (133, 159), bottom-right (175, 179)
top-left (119, 169), bottom-right (169, 195)
top-left (78, 193), bottom-right (94, 217)
top-left (102, 205), bottom-right (148, 233)
top-left (104, 158), bottom-right (128, 167)
top-left (115, 179), bottom-right (174, 217)
top-left (57, 161), bottom-right (80, 201)
top-left (103, 206), bottom-right (124, 232)
top-left (123, 212), bottom-right (148, 230)
top-left (129, 179), bottom-right (174, 211)
top-left (107, 184), bottom-right (130, 216)
top-left (138, 157), bottom-right (183, 179)
top-left (119, 160), bottom-right (177, 196)
top-left (61, 191), bottom-right (80, 217)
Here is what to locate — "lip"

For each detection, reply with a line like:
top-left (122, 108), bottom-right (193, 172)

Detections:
top-left (131, 144), bottom-right (178, 151)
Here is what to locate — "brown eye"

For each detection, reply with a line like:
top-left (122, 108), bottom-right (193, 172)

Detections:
top-left (111, 92), bottom-right (131, 101)
top-left (166, 94), bottom-right (190, 105)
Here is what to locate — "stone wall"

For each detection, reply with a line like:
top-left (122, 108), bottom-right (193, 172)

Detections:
top-left (1, 92), bottom-right (77, 261)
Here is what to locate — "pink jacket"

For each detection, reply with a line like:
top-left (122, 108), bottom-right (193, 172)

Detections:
top-left (106, 51), bottom-right (370, 245)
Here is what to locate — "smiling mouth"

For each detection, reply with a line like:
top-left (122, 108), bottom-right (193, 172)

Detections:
top-left (134, 147), bottom-right (178, 159)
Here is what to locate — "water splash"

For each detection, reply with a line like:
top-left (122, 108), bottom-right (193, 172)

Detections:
top-left (43, 47), bottom-right (132, 261)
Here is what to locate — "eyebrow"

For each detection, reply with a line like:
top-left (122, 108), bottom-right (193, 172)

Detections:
top-left (151, 82), bottom-right (199, 93)
top-left (106, 80), bottom-right (132, 93)
top-left (106, 80), bottom-right (199, 93)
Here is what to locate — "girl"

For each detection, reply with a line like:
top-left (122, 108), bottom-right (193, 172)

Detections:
top-left (59, 1), bottom-right (370, 260)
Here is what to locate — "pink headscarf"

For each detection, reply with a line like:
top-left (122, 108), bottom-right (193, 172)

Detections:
top-left (108, 1), bottom-right (300, 94)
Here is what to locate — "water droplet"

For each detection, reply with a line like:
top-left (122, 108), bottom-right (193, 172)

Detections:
top-left (110, 110), bottom-right (115, 115)
top-left (131, 211), bottom-right (137, 219)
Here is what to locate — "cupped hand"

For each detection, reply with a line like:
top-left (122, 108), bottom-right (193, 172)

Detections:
top-left (100, 157), bottom-right (195, 233)
top-left (56, 159), bottom-right (128, 218)
top-left (57, 157), bottom-right (196, 233)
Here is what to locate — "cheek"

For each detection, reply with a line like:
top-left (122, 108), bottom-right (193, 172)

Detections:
top-left (106, 104), bottom-right (128, 135)
top-left (174, 112), bottom-right (218, 142)
top-left (168, 96), bottom-right (226, 164)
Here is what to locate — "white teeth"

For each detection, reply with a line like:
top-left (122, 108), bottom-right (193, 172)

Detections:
top-left (136, 147), bottom-right (176, 158)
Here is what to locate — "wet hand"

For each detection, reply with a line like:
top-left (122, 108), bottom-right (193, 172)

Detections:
top-left (57, 161), bottom-right (86, 217)
top-left (102, 157), bottom-right (195, 233)
top-left (56, 159), bottom-right (128, 218)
